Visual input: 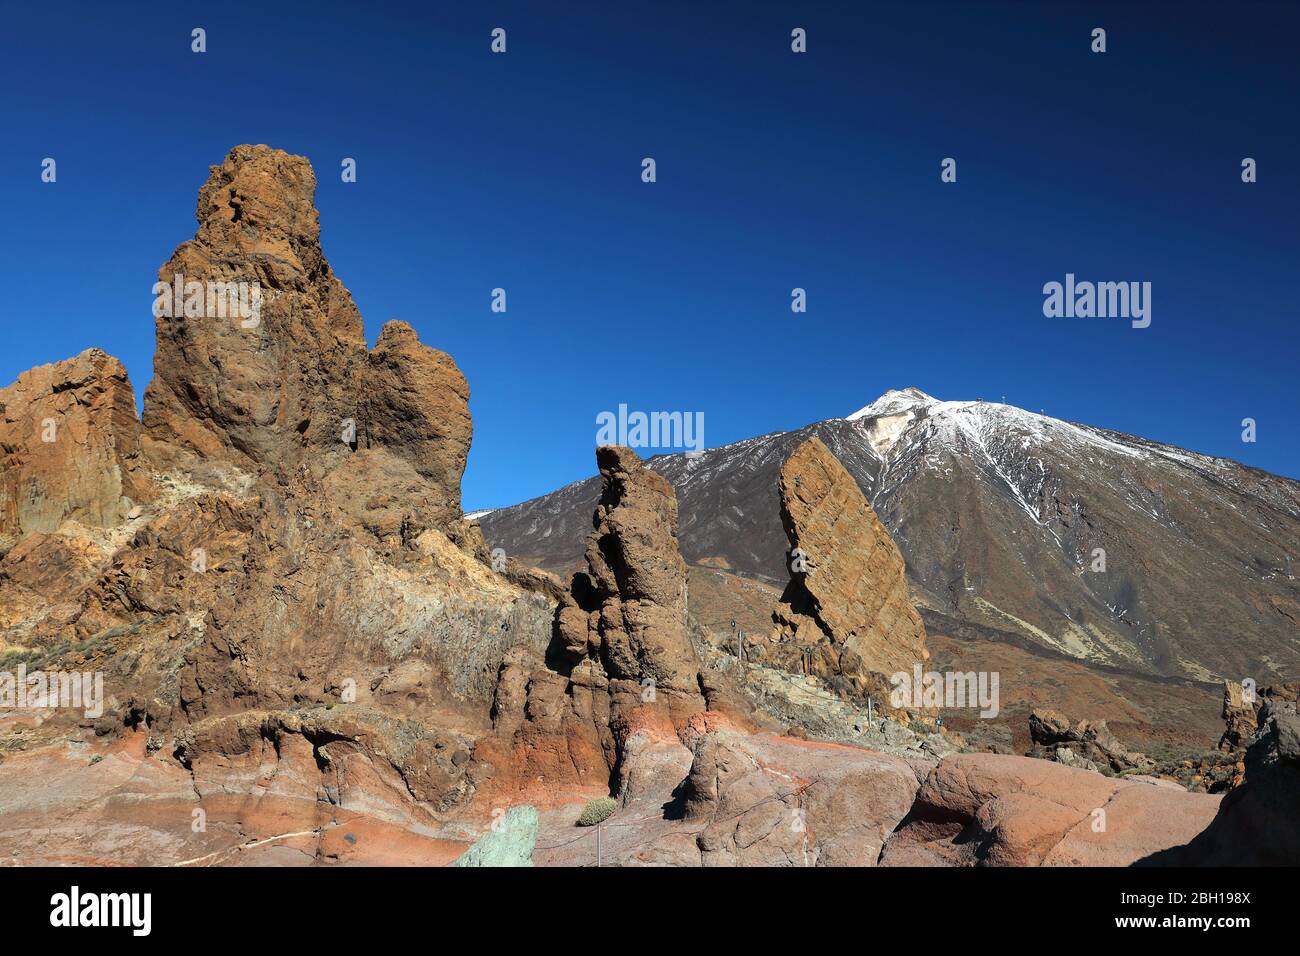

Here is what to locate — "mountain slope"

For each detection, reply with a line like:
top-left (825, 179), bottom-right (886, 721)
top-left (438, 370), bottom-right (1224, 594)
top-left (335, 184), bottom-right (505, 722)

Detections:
top-left (481, 389), bottom-right (1300, 684)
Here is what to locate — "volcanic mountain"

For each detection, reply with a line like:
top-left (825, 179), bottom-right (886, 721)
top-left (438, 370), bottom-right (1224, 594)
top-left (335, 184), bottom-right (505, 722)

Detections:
top-left (481, 388), bottom-right (1300, 689)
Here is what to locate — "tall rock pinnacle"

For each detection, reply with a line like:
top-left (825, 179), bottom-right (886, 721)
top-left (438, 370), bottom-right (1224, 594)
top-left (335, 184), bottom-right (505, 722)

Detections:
top-left (140, 144), bottom-right (471, 528)
top-left (477, 445), bottom-right (708, 804)
top-left (555, 445), bottom-right (701, 693)
top-left (142, 144), bottom-right (367, 477)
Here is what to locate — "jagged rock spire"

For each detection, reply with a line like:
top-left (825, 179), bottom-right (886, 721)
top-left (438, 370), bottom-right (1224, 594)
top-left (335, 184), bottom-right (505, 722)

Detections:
top-left (555, 445), bottom-right (700, 693)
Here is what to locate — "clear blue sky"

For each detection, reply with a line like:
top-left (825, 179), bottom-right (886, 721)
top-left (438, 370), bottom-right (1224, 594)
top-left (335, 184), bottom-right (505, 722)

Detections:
top-left (2, 1), bottom-right (1296, 510)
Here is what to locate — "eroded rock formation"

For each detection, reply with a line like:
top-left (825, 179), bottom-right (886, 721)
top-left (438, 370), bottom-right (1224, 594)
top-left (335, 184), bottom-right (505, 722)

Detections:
top-left (554, 445), bottom-right (701, 692)
top-left (1178, 691), bottom-right (1300, 864)
top-left (143, 145), bottom-right (366, 479)
top-left (474, 445), bottom-right (713, 806)
top-left (0, 146), bottom-right (552, 856)
top-left (1219, 679), bottom-right (1259, 751)
top-left (750, 436), bottom-right (929, 704)
top-left (361, 320), bottom-right (472, 536)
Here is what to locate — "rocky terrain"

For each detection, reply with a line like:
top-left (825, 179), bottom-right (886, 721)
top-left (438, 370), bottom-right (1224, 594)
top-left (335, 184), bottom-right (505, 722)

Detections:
top-left (0, 145), bottom-right (1292, 866)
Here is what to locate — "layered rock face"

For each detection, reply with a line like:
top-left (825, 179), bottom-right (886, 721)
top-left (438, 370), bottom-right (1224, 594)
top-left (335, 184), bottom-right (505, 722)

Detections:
top-left (751, 437), bottom-right (929, 703)
top-left (0, 349), bottom-right (155, 547)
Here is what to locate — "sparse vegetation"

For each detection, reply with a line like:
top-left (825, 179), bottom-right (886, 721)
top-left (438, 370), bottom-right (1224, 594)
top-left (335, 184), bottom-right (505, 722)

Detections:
top-left (0, 648), bottom-right (40, 669)
top-left (576, 796), bottom-right (616, 827)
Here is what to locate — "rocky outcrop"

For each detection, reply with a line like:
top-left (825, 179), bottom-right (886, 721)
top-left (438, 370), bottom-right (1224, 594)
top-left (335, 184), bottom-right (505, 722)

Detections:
top-left (0, 349), bottom-right (155, 547)
top-left (1159, 679), bottom-right (1300, 793)
top-left (526, 722), bottom-right (927, 867)
top-left (0, 146), bottom-right (554, 837)
top-left (140, 146), bottom-right (474, 538)
top-left (554, 445), bottom-right (701, 692)
top-left (749, 437), bottom-right (928, 705)
top-left (1218, 679), bottom-right (1260, 751)
top-left (475, 445), bottom-right (712, 805)
top-left (361, 320), bottom-right (472, 533)
top-left (1026, 707), bottom-right (1154, 776)
top-left (1177, 695), bottom-right (1300, 864)
top-left (881, 752), bottom-right (1221, 866)
top-left (143, 145), bottom-right (367, 479)
top-left (681, 729), bottom-right (922, 866)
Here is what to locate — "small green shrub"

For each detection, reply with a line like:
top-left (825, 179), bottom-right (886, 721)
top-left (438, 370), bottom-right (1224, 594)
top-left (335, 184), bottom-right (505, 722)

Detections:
top-left (576, 796), bottom-right (616, 827)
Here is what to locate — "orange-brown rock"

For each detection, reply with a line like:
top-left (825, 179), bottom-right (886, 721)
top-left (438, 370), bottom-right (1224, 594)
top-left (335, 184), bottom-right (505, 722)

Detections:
top-left (0, 348), bottom-right (155, 547)
top-left (142, 145), bottom-right (474, 537)
top-left (142, 144), bottom-right (367, 479)
top-left (360, 319), bottom-right (472, 533)
top-left (881, 752), bottom-right (1221, 866)
top-left (1218, 679), bottom-right (1260, 751)
top-left (1027, 707), bottom-right (1154, 775)
top-left (752, 436), bottom-right (928, 701)
top-left (556, 445), bottom-right (700, 692)
top-left (475, 446), bottom-right (710, 806)
top-left (682, 729), bottom-right (921, 866)
top-left (0, 146), bottom-right (554, 833)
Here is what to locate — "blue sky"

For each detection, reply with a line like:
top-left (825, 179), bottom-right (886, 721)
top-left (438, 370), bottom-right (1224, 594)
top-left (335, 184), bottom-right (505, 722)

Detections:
top-left (2, 1), bottom-right (1297, 510)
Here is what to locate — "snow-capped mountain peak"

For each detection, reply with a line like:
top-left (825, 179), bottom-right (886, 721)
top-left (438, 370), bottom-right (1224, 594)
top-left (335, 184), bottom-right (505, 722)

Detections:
top-left (844, 387), bottom-right (937, 422)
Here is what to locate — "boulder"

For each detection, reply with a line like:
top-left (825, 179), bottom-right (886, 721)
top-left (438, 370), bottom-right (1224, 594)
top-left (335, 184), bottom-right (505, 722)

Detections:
top-left (1026, 707), bottom-right (1154, 775)
top-left (880, 752), bottom-right (1220, 866)
top-left (682, 730), bottom-right (920, 866)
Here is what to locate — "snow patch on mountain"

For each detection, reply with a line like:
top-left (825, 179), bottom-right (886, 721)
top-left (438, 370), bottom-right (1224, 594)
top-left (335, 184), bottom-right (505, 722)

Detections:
top-left (845, 387), bottom-right (937, 421)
